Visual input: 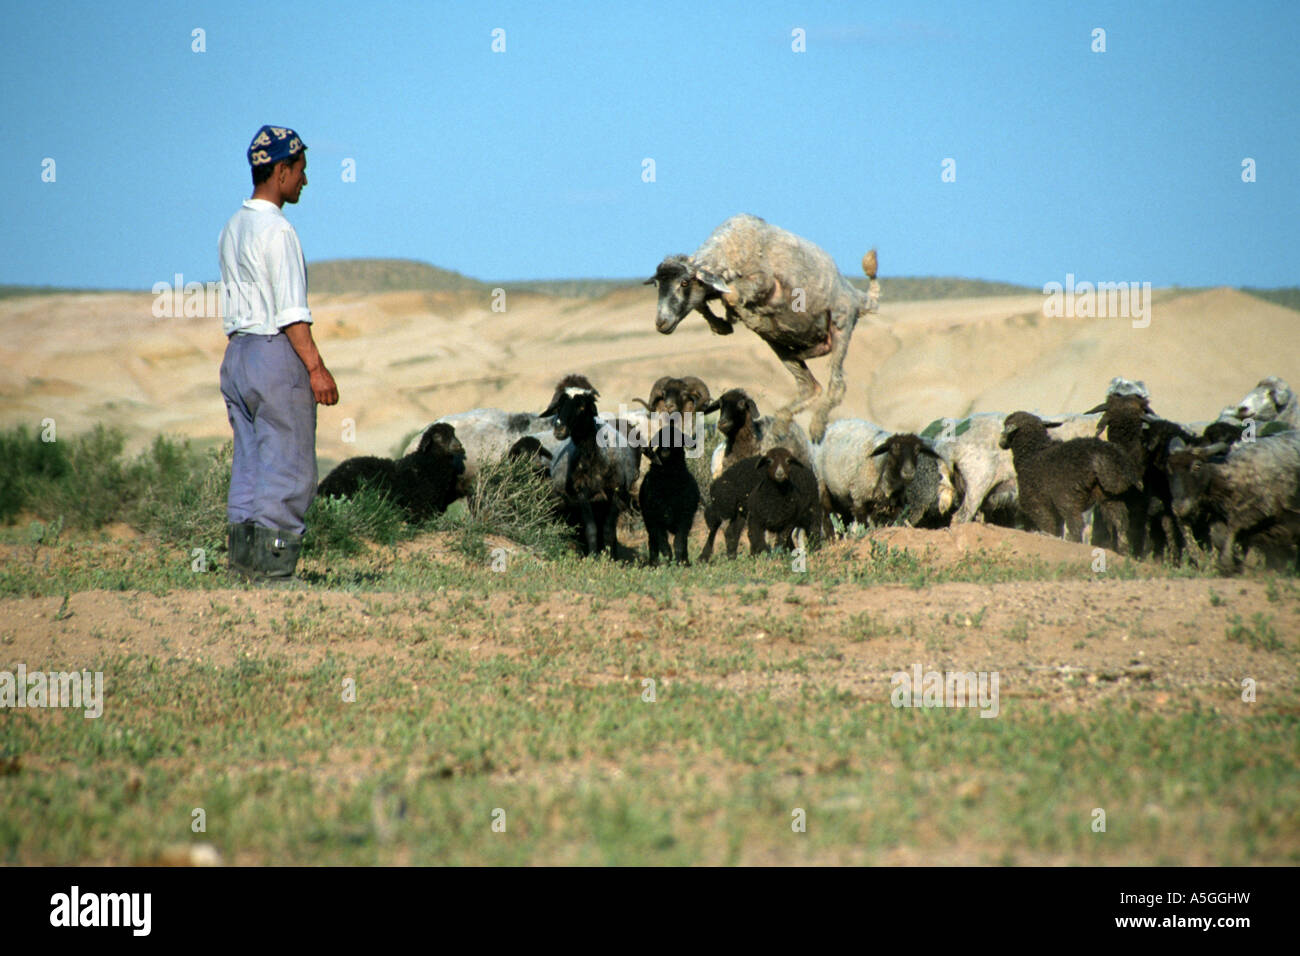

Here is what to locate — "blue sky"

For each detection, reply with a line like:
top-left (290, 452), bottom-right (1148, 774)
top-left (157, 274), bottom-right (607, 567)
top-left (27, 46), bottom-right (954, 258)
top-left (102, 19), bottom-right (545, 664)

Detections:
top-left (2, 0), bottom-right (1297, 289)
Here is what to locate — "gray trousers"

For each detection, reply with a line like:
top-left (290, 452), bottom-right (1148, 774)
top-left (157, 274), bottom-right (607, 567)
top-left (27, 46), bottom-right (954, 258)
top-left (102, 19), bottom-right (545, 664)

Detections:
top-left (219, 332), bottom-right (317, 536)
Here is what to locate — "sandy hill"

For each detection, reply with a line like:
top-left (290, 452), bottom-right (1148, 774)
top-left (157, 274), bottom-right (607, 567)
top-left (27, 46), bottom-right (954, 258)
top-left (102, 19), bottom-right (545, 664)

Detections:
top-left (0, 270), bottom-right (1295, 470)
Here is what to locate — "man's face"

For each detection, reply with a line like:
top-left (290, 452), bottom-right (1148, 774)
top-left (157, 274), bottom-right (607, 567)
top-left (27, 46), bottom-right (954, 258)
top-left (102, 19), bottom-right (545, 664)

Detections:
top-left (279, 155), bottom-right (307, 204)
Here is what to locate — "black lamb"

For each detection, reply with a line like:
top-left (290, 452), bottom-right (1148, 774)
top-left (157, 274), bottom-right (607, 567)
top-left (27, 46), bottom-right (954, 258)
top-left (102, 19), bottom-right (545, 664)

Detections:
top-left (638, 420), bottom-right (700, 566)
top-left (317, 422), bottom-right (466, 523)
top-left (744, 447), bottom-right (822, 555)
top-left (998, 411), bottom-right (1141, 547)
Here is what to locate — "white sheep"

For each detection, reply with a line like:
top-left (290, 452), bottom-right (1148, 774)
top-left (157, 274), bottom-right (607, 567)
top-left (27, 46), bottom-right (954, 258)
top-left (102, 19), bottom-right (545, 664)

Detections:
top-left (1229, 376), bottom-right (1298, 429)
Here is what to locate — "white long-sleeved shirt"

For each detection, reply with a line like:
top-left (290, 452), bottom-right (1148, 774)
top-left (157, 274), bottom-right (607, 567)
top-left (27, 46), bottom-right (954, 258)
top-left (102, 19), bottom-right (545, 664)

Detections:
top-left (218, 198), bottom-right (312, 336)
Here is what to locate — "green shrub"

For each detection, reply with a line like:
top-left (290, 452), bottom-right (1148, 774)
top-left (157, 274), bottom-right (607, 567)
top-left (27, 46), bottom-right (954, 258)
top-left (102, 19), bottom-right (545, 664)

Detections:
top-left (305, 481), bottom-right (408, 556)
top-left (132, 439), bottom-right (232, 554)
top-left (432, 454), bottom-right (572, 559)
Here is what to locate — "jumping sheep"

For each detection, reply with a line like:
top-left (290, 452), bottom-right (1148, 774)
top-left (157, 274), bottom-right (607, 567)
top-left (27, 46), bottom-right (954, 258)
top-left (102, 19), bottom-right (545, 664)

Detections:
top-left (646, 213), bottom-right (879, 441)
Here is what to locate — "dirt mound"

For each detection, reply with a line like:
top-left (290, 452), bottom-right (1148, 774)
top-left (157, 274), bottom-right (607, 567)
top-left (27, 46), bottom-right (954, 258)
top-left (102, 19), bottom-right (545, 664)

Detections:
top-left (858, 523), bottom-right (1128, 569)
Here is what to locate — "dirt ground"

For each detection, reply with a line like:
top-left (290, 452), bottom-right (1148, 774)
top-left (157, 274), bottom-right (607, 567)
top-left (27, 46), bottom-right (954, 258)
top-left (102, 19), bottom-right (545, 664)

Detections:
top-left (5, 525), bottom-right (1295, 713)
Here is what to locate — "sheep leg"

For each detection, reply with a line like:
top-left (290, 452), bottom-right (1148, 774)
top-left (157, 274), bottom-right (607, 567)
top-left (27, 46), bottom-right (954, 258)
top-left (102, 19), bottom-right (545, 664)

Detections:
top-left (578, 499), bottom-right (600, 556)
top-left (768, 343), bottom-right (823, 421)
top-left (645, 522), bottom-right (662, 566)
top-left (811, 315), bottom-right (855, 442)
top-left (1217, 526), bottom-right (1241, 573)
top-left (1021, 499), bottom-right (1058, 537)
top-left (699, 509), bottom-right (722, 562)
top-left (747, 514), bottom-right (770, 555)
top-left (672, 521), bottom-right (692, 566)
top-left (723, 517), bottom-right (746, 558)
top-left (1099, 500), bottom-right (1130, 553)
top-left (697, 300), bottom-right (734, 336)
top-left (603, 503), bottom-right (620, 560)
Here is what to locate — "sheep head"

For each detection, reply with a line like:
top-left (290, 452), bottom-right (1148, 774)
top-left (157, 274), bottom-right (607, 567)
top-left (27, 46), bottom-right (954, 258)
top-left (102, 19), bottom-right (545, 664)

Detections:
top-left (1236, 376), bottom-right (1294, 422)
top-left (414, 422), bottom-right (466, 460)
top-left (869, 434), bottom-right (942, 487)
top-left (1085, 392), bottom-right (1157, 436)
top-left (551, 390), bottom-right (600, 442)
top-left (999, 412), bottom-right (1061, 451)
top-left (636, 375), bottom-right (712, 417)
top-left (704, 389), bottom-right (761, 439)
top-left (1200, 419), bottom-right (1245, 448)
top-left (1165, 440), bottom-right (1227, 518)
top-left (646, 255), bottom-right (733, 334)
top-left (756, 447), bottom-right (802, 486)
top-left (541, 374), bottom-right (599, 419)
top-left (646, 419), bottom-right (693, 466)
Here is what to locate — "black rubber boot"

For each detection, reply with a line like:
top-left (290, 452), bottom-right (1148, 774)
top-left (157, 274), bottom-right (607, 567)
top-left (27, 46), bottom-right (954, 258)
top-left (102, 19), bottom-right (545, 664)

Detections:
top-left (226, 521), bottom-right (256, 578)
top-left (250, 525), bottom-right (303, 585)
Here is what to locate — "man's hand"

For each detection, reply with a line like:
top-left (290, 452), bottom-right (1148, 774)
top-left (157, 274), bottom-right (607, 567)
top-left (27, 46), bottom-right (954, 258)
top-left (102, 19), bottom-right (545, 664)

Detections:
top-left (310, 365), bottom-right (339, 405)
top-left (283, 321), bottom-right (340, 405)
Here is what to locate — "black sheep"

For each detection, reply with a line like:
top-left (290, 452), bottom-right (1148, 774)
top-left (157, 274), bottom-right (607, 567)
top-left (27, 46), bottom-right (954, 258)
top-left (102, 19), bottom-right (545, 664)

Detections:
top-left (547, 385), bottom-right (635, 558)
top-left (744, 447), bottom-right (822, 555)
top-left (638, 420), bottom-right (700, 566)
top-left (998, 411), bottom-right (1141, 546)
top-left (316, 422), bottom-right (466, 523)
top-left (396, 423), bottom-right (467, 522)
top-left (699, 454), bottom-right (767, 561)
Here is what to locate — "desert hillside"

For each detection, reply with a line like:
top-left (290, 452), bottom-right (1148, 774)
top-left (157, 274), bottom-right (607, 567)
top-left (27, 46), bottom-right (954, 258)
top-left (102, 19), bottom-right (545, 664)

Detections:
top-left (0, 271), bottom-right (1295, 470)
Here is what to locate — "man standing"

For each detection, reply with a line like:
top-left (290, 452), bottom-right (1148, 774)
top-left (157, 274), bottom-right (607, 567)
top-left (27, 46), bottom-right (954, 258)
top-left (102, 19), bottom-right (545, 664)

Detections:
top-left (219, 125), bottom-right (338, 581)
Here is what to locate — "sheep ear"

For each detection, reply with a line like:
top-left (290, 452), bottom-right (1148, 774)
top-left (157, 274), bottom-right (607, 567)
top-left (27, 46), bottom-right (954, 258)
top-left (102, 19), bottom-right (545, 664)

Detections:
top-left (1198, 442), bottom-right (1229, 457)
top-left (755, 456), bottom-right (770, 470)
top-left (1273, 382), bottom-right (1294, 407)
top-left (746, 398), bottom-right (760, 421)
top-left (699, 399), bottom-right (720, 415)
top-left (1043, 421), bottom-right (1063, 429)
top-left (695, 269), bottom-right (732, 296)
top-left (918, 444), bottom-right (943, 459)
top-left (869, 443), bottom-right (890, 457)
top-left (1084, 402), bottom-right (1107, 415)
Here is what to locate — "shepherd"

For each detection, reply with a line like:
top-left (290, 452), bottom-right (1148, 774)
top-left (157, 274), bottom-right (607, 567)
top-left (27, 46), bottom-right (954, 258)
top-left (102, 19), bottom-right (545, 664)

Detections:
top-left (218, 124), bottom-right (339, 581)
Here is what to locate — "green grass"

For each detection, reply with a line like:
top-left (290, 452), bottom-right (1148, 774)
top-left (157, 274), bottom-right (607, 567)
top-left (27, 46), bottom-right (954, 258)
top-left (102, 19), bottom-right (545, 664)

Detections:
top-left (0, 423), bottom-right (573, 576)
top-left (1, 649), bottom-right (1294, 865)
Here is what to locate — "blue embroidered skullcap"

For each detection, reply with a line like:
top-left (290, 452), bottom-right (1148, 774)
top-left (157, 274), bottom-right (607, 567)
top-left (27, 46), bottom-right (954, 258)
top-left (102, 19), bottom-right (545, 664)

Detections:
top-left (247, 125), bottom-right (306, 167)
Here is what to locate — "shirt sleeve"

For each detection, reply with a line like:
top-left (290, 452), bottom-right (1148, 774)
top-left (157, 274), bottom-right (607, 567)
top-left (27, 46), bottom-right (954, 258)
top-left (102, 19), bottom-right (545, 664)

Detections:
top-left (266, 225), bottom-right (313, 329)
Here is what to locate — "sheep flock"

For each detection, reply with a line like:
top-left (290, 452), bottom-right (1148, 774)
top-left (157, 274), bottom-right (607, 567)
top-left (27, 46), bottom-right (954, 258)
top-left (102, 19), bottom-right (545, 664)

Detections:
top-left (319, 368), bottom-right (1300, 575)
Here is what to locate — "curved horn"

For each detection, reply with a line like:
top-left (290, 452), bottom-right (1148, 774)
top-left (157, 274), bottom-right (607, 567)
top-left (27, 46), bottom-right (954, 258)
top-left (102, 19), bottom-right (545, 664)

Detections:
top-left (679, 375), bottom-right (711, 410)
